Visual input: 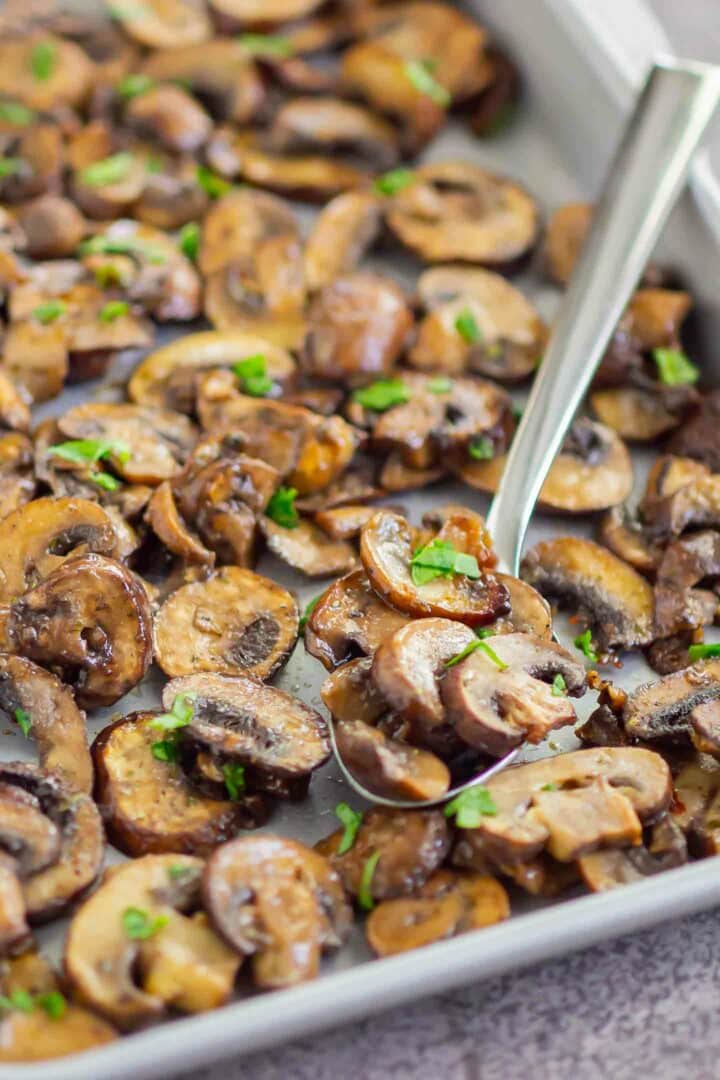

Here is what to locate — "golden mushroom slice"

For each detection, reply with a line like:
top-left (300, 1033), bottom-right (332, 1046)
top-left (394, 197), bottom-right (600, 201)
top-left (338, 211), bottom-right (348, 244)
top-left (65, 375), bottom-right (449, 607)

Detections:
top-left (146, 482), bottom-right (215, 566)
top-left (125, 84), bottom-right (212, 154)
top-left (366, 869), bottom-right (510, 957)
top-left (65, 854), bottom-right (208, 1028)
top-left (259, 516), bottom-right (357, 579)
top-left (17, 194), bottom-right (86, 261)
top-left (269, 96), bottom-right (400, 170)
top-left (2, 320), bottom-right (68, 404)
top-left (491, 574), bottom-right (553, 639)
top-left (543, 202), bottom-right (593, 285)
top-left (0, 434), bottom-right (36, 522)
top-left (304, 190), bottom-right (383, 293)
top-left (387, 161), bottom-right (539, 266)
top-left (8, 553), bottom-right (153, 709)
top-left (93, 712), bottom-right (268, 858)
top-left (154, 566), bottom-right (299, 680)
top-left (199, 188), bottom-right (300, 277)
top-left (209, 0), bottom-right (324, 21)
top-left (0, 123), bottom-right (63, 205)
top-left (128, 330), bottom-right (296, 411)
top-left (0, 34), bottom-right (93, 110)
top-left (410, 266), bottom-right (547, 381)
top-left (112, 0), bottom-right (212, 49)
top-left (335, 720), bottom-right (451, 802)
top-left (590, 386), bottom-right (690, 442)
top-left (57, 403), bottom-right (198, 486)
top-left (321, 658), bottom-right (388, 727)
top-left (142, 40), bottom-right (264, 124)
top-left (203, 835), bottom-right (351, 989)
top-left (0, 374), bottom-right (30, 436)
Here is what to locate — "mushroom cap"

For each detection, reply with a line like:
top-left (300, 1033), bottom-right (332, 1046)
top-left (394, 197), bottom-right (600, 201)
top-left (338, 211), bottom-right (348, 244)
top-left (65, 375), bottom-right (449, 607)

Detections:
top-left (259, 516), bottom-right (357, 579)
top-left (543, 202), bottom-right (592, 285)
top-left (113, 0), bottom-right (212, 49)
top-left (577, 816), bottom-right (687, 892)
top-left (590, 387), bottom-right (691, 442)
top-left (18, 195), bottom-right (87, 261)
top-left (154, 566), bottom-right (299, 681)
top-left (304, 190), bottom-right (383, 292)
top-left (621, 659), bottom-right (720, 742)
top-left (321, 658), bottom-right (388, 727)
top-left (126, 84), bottom-right (212, 154)
top-left (270, 96), bottom-right (399, 168)
top-left (0, 1004), bottom-right (117, 1063)
top-left (0, 35), bottom-right (93, 110)
top-left (335, 720), bottom-right (451, 802)
top-left (666, 390), bottom-right (720, 472)
top-left (142, 41), bottom-right (264, 125)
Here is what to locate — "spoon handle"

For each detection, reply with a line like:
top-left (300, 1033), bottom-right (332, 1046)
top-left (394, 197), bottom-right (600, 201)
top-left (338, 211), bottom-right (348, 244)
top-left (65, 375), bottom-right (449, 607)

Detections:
top-left (486, 59), bottom-right (720, 575)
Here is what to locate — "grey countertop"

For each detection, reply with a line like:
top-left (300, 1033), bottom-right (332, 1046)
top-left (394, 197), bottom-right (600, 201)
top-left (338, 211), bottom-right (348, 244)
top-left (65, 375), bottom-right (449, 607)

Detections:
top-left (187, 4), bottom-right (720, 1078)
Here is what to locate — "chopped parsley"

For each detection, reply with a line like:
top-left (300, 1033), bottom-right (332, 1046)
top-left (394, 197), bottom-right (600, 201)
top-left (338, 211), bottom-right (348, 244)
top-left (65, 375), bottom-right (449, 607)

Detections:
top-left (117, 73), bottom-right (155, 101)
top-left (92, 472), bottom-right (121, 491)
top-left (404, 58), bottom-right (451, 107)
top-left (551, 674), bottom-right (567, 697)
top-left (150, 693), bottom-right (196, 732)
top-left (99, 300), bottom-right (129, 323)
top-left (13, 708), bottom-right (31, 737)
top-left (32, 300), bottom-right (65, 324)
top-left (443, 785), bottom-right (498, 827)
top-left (79, 234), bottom-right (167, 264)
top-left (468, 436), bottom-right (494, 461)
top-left (335, 802), bottom-right (363, 855)
top-left (80, 152), bottom-right (136, 188)
top-left (410, 538), bottom-right (480, 587)
top-left (357, 850), bottom-right (381, 912)
top-left (266, 486), bottom-right (299, 529)
top-left (427, 376), bottom-right (452, 394)
top-left (540, 782), bottom-right (559, 792)
top-left (49, 438), bottom-right (131, 468)
top-left (688, 642), bottom-right (720, 663)
top-left (36, 991), bottom-right (66, 1020)
top-left (0, 157), bottom-right (24, 179)
top-left (151, 738), bottom-right (179, 763)
top-left (373, 168), bottom-right (415, 196)
top-left (93, 263), bottom-right (129, 288)
top-left (222, 762), bottom-right (246, 801)
top-left (30, 41), bottom-right (56, 82)
top-left (299, 594), bottom-right (322, 631)
top-left (0, 989), bottom-right (34, 1014)
top-left (167, 863), bottom-right (193, 881)
top-left (0, 101), bottom-right (35, 126)
top-left (238, 33), bottom-right (293, 58)
top-left (352, 378), bottom-right (410, 412)
top-left (455, 309), bottom-right (482, 344)
top-left (233, 354), bottom-right (273, 397)
top-left (196, 165), bottom-right (232, 199)
top-left (122, 906), bottom-right (168, 941)
top-left (574, 628), bottom-right (598, 662)
top-left (653, 347), bottom-right (699, 386)
top-left (178, 221), bottom-right (200, 262)
top-left (445, 637), bottom-right (508, 671)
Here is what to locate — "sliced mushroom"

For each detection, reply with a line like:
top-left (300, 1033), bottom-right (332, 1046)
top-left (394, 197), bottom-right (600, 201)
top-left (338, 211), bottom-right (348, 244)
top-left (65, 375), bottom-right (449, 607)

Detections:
top-left (472, 747), bottom-right (671, 865)
top-left (653, 530), bottom-right (720, 638)
top-left (335, 720), bottom-right (451, 802)
top-left (305, 573), bottom-right (412, 673)
top-left (17, 195), bottom-right (86, 260)
top-left (203, 835), bottom-right (351, 989)
top-left (386, 162), bottom-right (538, 266)
top-left (360, 510), bottom-right (509, 625)
top-left (543, 202), bottom-right (592, 285)
top-left (597, 505), bottom-right (658, 575)
top-left (154, 566), bottom-right (298, 681)
top-left (133, 165), bottom-right (208, 230)
top-left (317, 806), bottom-right (451, 902)
top-left (145, 482), bottom-right (214, 566)
top-left (65, 854), bottom-right (205, 1028)
top-left (320, 658), bottom-right (387, 727)
top-left (441, 632), bottom-right (587, 756)
top-left (316, 504), bottom-right (388, 542)
top-left (0, 35), bottom-right (92, 111)
top-left (0, 375), bottom-right (29, 437)
top-left (467, 45), bottom-right (520, 135)
top-left (93, 712), bottom-right (267, 858)
top-left (618, 659), bottom-right (720, 742)
top-left (642, 472), bottom-right (720, 539)
top-left (270, 95), bottom-right (399, 170)
top-left (689, 700), bottom-right (720, 757)
top-left (380, 452), bottom-right (446, 493)
top-left (2, 319), bottom-right (68, 403)
top-left (577, 816), bottom-right (687, 891)
top-left (0, 434), bottom-right (36, 521)
top-left (259, 516), bottom-right (357, 579)
top-left (199, 187), bottom-right (299, 277)
top-left (304, 190), bottom-right (382, 293)
top-left (410, 266), bottom-right (546, 381)
top-left (296, 462), bottom-right (383, 513)
top-left (114, 1), bottom-right (212, 47)
top-left (0, 998), bottom-right (117, 1063)
top-left (590, 386), bottom-right (694, 442)
top-left (366, 869), bottom-right (509, 957)
top-left (0, 496), bottom-right (118, 604)
top-left (303, 272), bottom-right (413, 386)
top-left (0, 861), bottom-right (29, 957)
top-left (8, 553), bottom-right (153, 708)
top-left (664, 389), bottom-right (720, 471)
top-left (142, 40), bottom-right (264, 125)
top-left (125, 84), bottom-right (212, 153)
top-left (491, 574), bottom-right (552, 639)
top-left (672, 754), bottom-right (720, 856)
top-left (521, 537), bottom-right (655, 651)
top-left (209, 0), bottom-right (325, 24)
top-left (0, 654), bottom-right (92, 795)
top-left (163, 672), bottom-right (330, 791)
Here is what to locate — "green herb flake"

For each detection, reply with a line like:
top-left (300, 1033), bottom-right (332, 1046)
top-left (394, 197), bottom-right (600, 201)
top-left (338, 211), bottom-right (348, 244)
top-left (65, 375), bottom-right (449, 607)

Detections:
top-left (196, 165), bottom-right (232, 199)
top-left (653, 347), bottom-right (699, 387)
top-left (13, 708), bottom-right (31, 737)
top-left (233, 354), bottom-right (272, 397)
top-left (178, 221), bottom-right (200, 262)
top-left (32, 299), bottom-right (65, 325)
top-left (93, 263), bottom-right (128, 289)
top-left (352, 378), bottom-right (410, 413)
top-left (335, 802), bottom-right (363, 855)
top-left (168, 863), bottom-right (192, 880)
top-left (540, 782), bottom-right (559, 792)
top-left (468, 436), bottom-right (494, 461)
top-left (79, 234), bottom-right (167, 265)
top-left (357, 850), bottom-right (381, 912)
top-left (404, 58), bottom-right (451, 107)
top-left (0, 157), bottom-right (24, 179)
top-left (410, 538), bottom-right (480, 587)
top-left (454, 309), bottom-right (482, 344)
top-left (151, 738), bottom-right (179, 763)
top-left (7, 989), bottom-right (34, 1013)
top-left (445, 638), bottom-right (508, 671)
top-left (238, 33), bottom-right (293, 58)
top-left (0, 101), bottom-right (35, 127)
top-left (36, 991), bottom-right (66, 1021)
top-left (427, 376), bottom-right (452, 394)
top-left (92, 472), bottom-right (121, 492)
top-left (443, 785), bottom-right (498, 828)
top-left (49, 438), bottom-right (131, 467)
top-left (688, 643), bottom-right (720, 663)
top-left (551, 673), bottom-right (567, 697)
top-left (117, 73), bottom-right (155, 101)
top-left (150, 693), bottom-right (196, 733)
top-left (222, 762), bottom-right (246, 801)
top-left (373, 168), bottom-right (415, 196)
top-left (574, 628), bottom-right (598, 663)
top-left (30, 41), bottom-right (56, 82)
top-left (266, 486), bottom-right (299, 529)
top-left (99, 300), bottom-right (129, 323)
top-left (299, 594), bottom-right (321, 631)
top-left (122, 906), bottom-right (169, 941)
top-left (145, 154), bottom-right (163, 175)
top-left (80, 152), bottom-right (136, 188)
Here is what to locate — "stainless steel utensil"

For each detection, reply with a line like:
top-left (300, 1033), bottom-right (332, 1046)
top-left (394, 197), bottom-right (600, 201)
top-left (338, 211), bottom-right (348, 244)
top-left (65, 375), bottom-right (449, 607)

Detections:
top-left (329, 58), bottom-right (720, 810)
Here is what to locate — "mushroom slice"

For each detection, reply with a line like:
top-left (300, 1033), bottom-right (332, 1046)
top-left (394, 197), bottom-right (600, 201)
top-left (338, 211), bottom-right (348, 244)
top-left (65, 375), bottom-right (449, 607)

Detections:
top-left (0, 861), bottom-right (29, 957)
top-left (653, 530), bottom-right (720, 638)
top-left (17, 195), bottom-right (86, 261)
top-left (93, 712), bottom-right (266, 858)
top-left (317, 807), bottom-right (451, 902)
top-left (491, 574), bottom-right (552, 639)
top-left (163, 672), bottom-right (330, 788)
top-left (577, 816), bottom-right (687, 892)
top-left (0, 122), bottom-right (63, 205)
top-left (9, 553), bottom-right (153, 709)
top-left (65, 854), bottom-right (204, 1028)
top-left (112, 0), bottom-right (211, 47)
top-left (380, 453), bottom-right (446, 493)
top-left (690, 700), bottom-right (720, 757)
top-left (0, 376), bottom-right (29, 436)
top-left (0, 434), bottom-right (36, 522)
top-left (154, 567), bottom-right (298, 681)
top-left (666, 390), bottom-right (720, 472)
top-left (302, 272), bottom-right (413, 386)
top-left (125, 84), bottom-right (212, 154)
top-left (269, 96), bottom-right (400, 170)
top-left (259, 517), bottom-right (357, 579)
top-left (0, 999), bottom-right (117, 1063)
top-left (57, 403), bottom-right (197, 486)
top-left (543, 202), bottom-right (592, 285)
top-left (0, 780), bottom-right (60, 880)
top-left (0, 655), bottom-right (92, 795)
top-left (472, 747), bottom-right (671, 865)
top-left (590, 386), bottom-right (692, 442)
top-left (0, 496), bottom-right (118, 604)
top-left (134, 166), bottom-right (208, 231)
top-left (209, 0), bottom-right (324, 22)
top-left (387, 162), bottom-right (539, 266)
top-left (410, 266), bottom-right (546, 381)
top-left (366, 869), bottom-right (509, 957)
top-left (203, 835), bottom-right (351, 989)
top-left (521, 537), bottom-right (655, 651)
top-left (316, 504), bottom-right (388, 542)
top-left (597, 506), bottom-right (658, 576)
top-left (128, 330), bottom-right (296, 411)
top-left (142, 40), bottom-right (264, 125)
top-left (145, 482), bottom-right (214, 566)
top-left (441, 632), bottom-right (587, 757)
top-left (199, 188), bottom-right (299, 277)
top-left (2, 320), bottom-right (68, 404)
top-left (335, 720), bottom-right (450, 802)
top-left (320, 658), bottom-right (387, 727)
top-left (619, 659), bottom-right (720, 742)
top-left (360, 510), bottom-right (509, 625)
top-left (304, 191), bottom-right (383, 292)
top-left (0, 35), bottom-right (92, 110)
top-left (643, 472), bottom-right (720, 539)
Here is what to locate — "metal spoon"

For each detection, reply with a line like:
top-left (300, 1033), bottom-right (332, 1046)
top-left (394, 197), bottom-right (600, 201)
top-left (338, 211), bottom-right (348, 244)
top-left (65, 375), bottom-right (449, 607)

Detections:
top-left (330, 58), bottom-right (720, 809)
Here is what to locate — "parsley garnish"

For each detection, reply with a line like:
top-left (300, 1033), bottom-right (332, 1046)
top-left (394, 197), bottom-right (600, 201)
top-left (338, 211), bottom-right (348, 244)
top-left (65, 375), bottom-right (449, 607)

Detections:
top-left (49, 439), bottom-right (130, 467)
top-left (0, 101), bottom-right (34, 126)
top-left (0, 989), bottom-right (34, 1014)
top-left (373, 168), bottom-right (415, 196)
top-left (404, 59), bottom-right (451, 107)
top-left (335, 802), bottom-right (363, 855)
top-left (150, 693), bottom-right (196, 732)
top-left (551, 674), bottom-right (567, 697)
top-left (427, 376), bottom-right (452, 394)
top-left (93, 263), bottom-right (128, 288)
top-left (299, 594), bottom-right (321, 631)
top-left (13, 708), bottom-right (31, 737)
top-left (36, 991), bottom-right (66, 1020)
top-left (222, 762), bottom-right (246, 801)
top-left (122, 907), bottom-right (168, 941)
top-left (196, 165), bottom-right (232, 198)
top-left (238, 33), bottom-right (293, 58)
top-left (79, 234), bottom-right (167, 264)
top-left (80, 152), bottom-right (136, 188)
top-left (352, 378), bottom-right (410, 412)
top-left (653, 347), bottom-right (699, 386)
top-left (0, 157), bottom-right (24, 179)
top-left (688, 643), bottom-right (720, 662)
top-left (357, 850), bottom-right (381, 912)
top-left (266, 486), bottom-right (299, 529)
top-left (30, 41), bottom-right (56, 82)
top-left (32, 300), bottom-right (65, 324)
top-left (468, 436), bottom-right (494, 461)
top-left (178, 221), bottom-right (200, 262)
top-left (93, 473), bottom-right (121, 491)
top-left (574, 629), bottom-right (598, 662)
top-left (444, 785), bottom-right (498, 827)
top-left (233, 354), bottom-right (272, 397)
top-left (540, 782), bottom-right (559, 792)
top-left (117, 73), bottom-right (155, 101)
top-left (99, 300), bottom-right (129, 323)
top-left (445, 638), bottom-right (508, 670)
top-left (151, 738), bottom-right (179, 763)
top-left (455, 309), bottom-right (482, 344)
top-left (167, 863), bottom-right (192, 880)
top-left (410, 538), bottom-right (480, 587)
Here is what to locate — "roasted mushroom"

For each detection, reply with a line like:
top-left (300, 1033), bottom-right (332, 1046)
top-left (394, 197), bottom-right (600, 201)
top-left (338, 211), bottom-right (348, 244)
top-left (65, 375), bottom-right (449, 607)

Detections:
top-left (112, 0), bottom-right (211, 48)
top-left (304, 190), bottom-right (383, 292)
top-left (259, 516), bottom-right (357, 578)
top-left (142, 40), bottom-right (264, 125)
top-left (269, 96), bottom-right (399, 170)
top-left (543, 202), bottom-right (592, 285)
top-left (0, 434), bottom-right (36, 522)
top-left (18, 195), bottom-right (86, 260)
top-left (614, 660), bottom-right (720, 742)
top-left (577, 816), bottom-right (687, 891)
top-left (334, 721), bottom-right (451, 802)
top-left (0, 34), bottom-right (92, 110)
top-left (653, 530), bottom-right (720, 638)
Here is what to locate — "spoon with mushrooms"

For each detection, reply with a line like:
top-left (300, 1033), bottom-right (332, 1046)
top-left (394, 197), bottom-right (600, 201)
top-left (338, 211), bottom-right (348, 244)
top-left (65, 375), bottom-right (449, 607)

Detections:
top-left (329, 58), bottom-right (720, 809)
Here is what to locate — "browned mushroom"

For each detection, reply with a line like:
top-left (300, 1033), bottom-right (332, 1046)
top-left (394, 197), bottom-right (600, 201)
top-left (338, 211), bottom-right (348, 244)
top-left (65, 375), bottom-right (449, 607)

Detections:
top-left (672, 754), bottom-right (720, 856)
top-left (335, 720), bottom-right (451, 802)
top-left (0, 434), bottom-right (36, 521)
top-left (689, 699), bottom-right (720, 756)
top-left (8, 553), bottom-right (153, 708)
top-left (303, 272), bottom-right (413, 386)
top-left (590, 386), bottom-right (695, 442)
top-left (543, 202), bottom-right (592, 285)
top-left (2, 320), bottom-right (68, 403)
top-left (366, 869), bottom-right (509, 957)
top-left (17, 195), bottom-right (86, 260)
top-left (653, 531), bottom-right (720, 638)
top-left (269, 96), bottom-right (399, 170)
top-left (209, 0), bottom-right (325, 23)
top-left (133, 164), bottom-right (208, 231)
top-left (113, 0), bottom-right (211, 48)
top-left (0, 861), bottom-right (29, 957)
top-left (125, 84), bottom-right (212, 154)
top-left (616, 659), bottom-right (720, 742)
top-left (410, 266), bottom-right (546, 381)
top-left (577, 816), bottom-right (687, 891)
top-left (203, 835), bottom-right (351, 989)
top-left (521, 537), bottom-right (655, 651)
top-left (304, 190), bottom-right (383, 292)
top-left (491, 574), bottom-right (553, 639)
top-left (0, 374), bottom-right (29, 436)
top-left (145, 482), bottom-right (215, 565)
top-left (154, 566), bottom-right (298, 680)
top-left (142, 40), bottom-right (264, 125)
top-left (0, 35), bottom-right (93, 111)
top-left (666, 390), bottom-right (720, 472)
top-left (92, 711), bottom-right (268, 858)
top-left (380, 452), bottom-right (446, 493)
top-left (321, 658), bottom-right (387, 727)
top-left (0, 122), bottom-right (64, 204)
top-left (597, 506), bottom-right (659, 576)
top-left (259, 516), bottom-right (357, 578)
top-left (316, 504), bottom-right (389, 541)
top-left (642, 471), bottom-right (720, 539)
